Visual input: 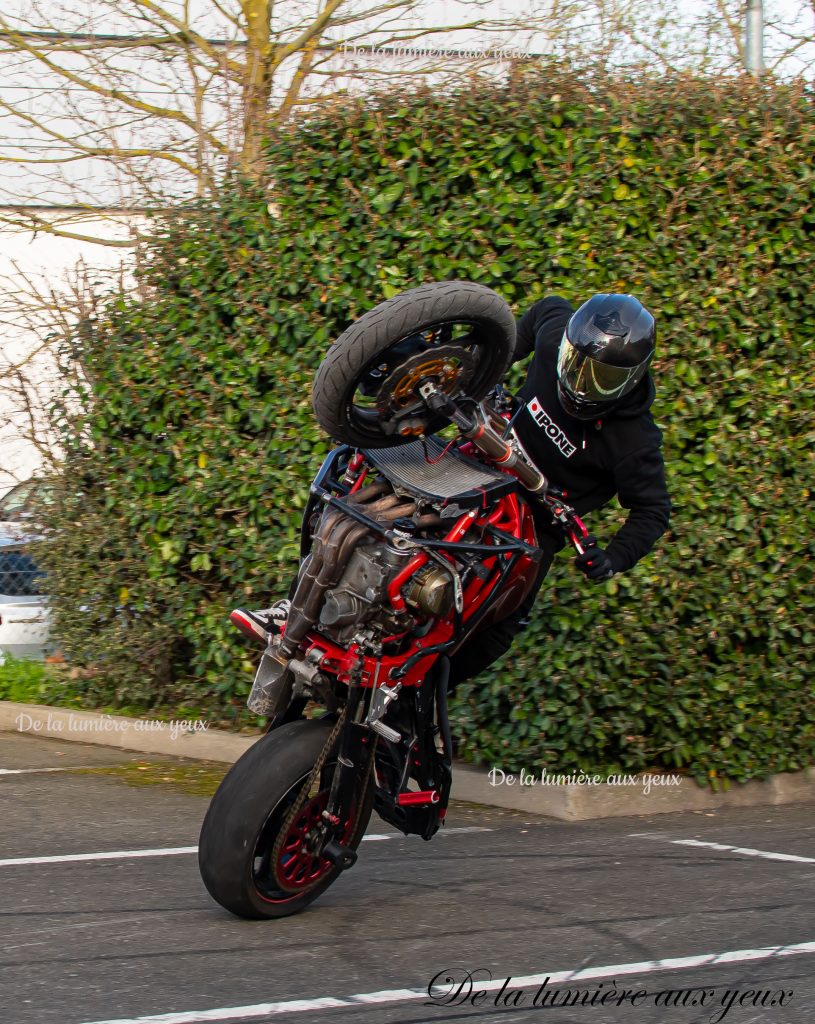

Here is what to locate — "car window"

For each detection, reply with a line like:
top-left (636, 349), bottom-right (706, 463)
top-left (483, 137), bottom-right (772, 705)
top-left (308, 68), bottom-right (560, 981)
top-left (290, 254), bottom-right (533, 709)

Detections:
top-left (0, 549), bottom-right (46, 597)
top-left (0, 480), bottom-right (54, 522)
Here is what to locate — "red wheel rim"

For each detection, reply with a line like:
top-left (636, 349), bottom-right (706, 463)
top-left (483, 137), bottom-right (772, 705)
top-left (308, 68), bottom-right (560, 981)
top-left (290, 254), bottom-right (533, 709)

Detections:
top-left (275, 791), bottom-right (355, 891)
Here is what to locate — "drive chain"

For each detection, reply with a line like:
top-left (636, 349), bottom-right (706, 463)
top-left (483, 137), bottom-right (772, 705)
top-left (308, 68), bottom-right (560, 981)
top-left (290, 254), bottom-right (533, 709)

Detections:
top-left (270, 704), bottom-right (370, 893)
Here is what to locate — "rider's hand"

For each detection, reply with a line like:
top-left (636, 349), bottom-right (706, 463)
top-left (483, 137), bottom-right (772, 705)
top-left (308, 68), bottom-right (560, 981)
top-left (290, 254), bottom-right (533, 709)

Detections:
top-left (575, 540), bottom-right (615, 582)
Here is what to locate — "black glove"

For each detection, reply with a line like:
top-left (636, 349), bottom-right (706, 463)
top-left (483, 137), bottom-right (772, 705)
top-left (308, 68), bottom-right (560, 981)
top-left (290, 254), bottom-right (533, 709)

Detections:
top-left (575, 539), bottom-right (615, 582)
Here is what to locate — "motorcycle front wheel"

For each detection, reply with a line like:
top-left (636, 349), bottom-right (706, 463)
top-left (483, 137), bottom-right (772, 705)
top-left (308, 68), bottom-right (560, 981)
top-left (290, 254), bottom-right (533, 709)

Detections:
top-left (312, 280), bottom-right (516, 448)
top-left (198, 718), bottom-right (373, 919)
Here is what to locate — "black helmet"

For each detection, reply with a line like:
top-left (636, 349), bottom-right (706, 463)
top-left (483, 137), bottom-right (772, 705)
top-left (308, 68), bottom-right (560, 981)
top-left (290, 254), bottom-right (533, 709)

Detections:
top-left (556, 293), bottom-right (655, 420)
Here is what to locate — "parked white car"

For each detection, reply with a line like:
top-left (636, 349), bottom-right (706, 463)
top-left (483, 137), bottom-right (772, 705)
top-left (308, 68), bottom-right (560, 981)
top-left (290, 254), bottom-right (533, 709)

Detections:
top-left (0, 484), bottom-right (54, 661)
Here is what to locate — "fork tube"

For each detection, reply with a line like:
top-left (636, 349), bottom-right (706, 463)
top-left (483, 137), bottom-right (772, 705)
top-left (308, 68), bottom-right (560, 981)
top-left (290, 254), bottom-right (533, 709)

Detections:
top-left (324, 682), bottom-right (368, 829)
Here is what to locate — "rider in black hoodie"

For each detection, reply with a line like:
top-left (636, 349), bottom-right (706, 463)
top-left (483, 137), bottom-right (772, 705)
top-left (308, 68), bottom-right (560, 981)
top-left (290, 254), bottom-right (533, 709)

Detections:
top-left (446, 293), bottom-right (672, 687)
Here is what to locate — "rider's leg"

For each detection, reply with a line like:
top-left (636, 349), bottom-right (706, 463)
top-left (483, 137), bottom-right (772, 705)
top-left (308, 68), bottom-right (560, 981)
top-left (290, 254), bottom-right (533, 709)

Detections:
top-left (446, 528), bottom-right (564, 689)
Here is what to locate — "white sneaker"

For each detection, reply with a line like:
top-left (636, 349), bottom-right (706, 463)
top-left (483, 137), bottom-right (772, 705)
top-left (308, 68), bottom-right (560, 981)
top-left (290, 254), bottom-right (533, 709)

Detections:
top-left (229, 600), bottom-right (290, 645)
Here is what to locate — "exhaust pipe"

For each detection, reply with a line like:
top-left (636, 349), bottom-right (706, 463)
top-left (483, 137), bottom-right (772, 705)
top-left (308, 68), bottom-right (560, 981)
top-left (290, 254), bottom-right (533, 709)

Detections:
top-left (247, 484), bottom-right (417, 716)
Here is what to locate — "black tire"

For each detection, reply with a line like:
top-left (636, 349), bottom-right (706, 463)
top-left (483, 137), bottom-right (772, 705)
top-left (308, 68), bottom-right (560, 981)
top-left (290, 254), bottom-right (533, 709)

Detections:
top-left (198, 719), bottom-right (373, 920)
top-left (312, 281), bottom-right (516, 448)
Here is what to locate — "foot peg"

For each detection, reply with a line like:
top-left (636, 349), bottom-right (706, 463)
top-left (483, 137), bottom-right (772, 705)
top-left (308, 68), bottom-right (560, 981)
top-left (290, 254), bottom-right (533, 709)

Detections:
top-left (369, 720), bottom-right (401, 743)
top-left (365, 682), bottom-right (402, 743)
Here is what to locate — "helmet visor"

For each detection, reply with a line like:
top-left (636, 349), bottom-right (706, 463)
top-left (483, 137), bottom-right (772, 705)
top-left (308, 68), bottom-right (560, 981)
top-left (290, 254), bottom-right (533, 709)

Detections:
top-left (556, 334), bottom-right (645, 404)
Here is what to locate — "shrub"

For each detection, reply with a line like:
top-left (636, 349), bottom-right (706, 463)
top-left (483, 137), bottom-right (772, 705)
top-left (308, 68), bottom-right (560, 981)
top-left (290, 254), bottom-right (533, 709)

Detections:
top-left (41, 65), bottom-right (815, 779)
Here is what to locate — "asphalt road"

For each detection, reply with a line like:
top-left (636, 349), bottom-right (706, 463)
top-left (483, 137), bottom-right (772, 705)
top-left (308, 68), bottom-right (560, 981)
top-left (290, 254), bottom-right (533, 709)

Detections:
top-left (1, 732), bottom-right (813, 1024)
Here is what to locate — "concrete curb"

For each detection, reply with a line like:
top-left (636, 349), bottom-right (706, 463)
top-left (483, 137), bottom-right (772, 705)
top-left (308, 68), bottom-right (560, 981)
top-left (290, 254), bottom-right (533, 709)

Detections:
top-left (2, 701), bottom-right (813, 820)
top-left (452, 763), bottom-right (815, 821)
top-left (0, 701), bottom-right (258, 763)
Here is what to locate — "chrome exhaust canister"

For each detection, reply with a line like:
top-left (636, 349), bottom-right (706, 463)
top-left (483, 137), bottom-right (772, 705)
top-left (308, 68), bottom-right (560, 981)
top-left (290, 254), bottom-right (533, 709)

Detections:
top-left (246, 642), bottom-right (294, 716)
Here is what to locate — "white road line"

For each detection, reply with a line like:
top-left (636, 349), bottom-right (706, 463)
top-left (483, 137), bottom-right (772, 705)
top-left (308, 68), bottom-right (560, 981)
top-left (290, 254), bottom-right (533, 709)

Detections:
top-left (78, 941), bottom-right (815, 1024)
top-left (0, 827), bottom-right (492, 868)
top-left (434, 826), bottom-right (493, 836)
top-left (629, 833), bottom-right (815, 864)
top-left (673, 839), bottom-right (815, 863)
top-left (0, 847), bottom-right (199, 867)
top-left (0, 767), bottom-right (96, 775)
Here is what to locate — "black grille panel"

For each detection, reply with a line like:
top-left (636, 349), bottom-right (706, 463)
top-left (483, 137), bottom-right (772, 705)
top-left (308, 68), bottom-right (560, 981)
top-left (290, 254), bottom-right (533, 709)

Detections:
top-left (363, 437), bottom-right (514, 507)
top-left (0, 549), bottom-right (45, 597)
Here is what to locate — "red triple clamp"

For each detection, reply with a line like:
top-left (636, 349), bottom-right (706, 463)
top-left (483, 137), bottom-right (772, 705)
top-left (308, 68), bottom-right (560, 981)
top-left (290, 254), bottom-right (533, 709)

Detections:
top-left (396, 790), bottom-right (440, 806)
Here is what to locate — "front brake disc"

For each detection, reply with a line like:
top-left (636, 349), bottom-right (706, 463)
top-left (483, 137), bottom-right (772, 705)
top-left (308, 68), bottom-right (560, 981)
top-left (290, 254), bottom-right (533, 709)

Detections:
top-left (375, 344), bottom-right (476, 435)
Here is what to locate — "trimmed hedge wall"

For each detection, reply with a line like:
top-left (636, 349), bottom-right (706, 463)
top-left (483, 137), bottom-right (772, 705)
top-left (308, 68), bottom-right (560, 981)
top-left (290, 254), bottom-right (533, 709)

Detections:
top-left (43, 66), bottom-right (814, 782)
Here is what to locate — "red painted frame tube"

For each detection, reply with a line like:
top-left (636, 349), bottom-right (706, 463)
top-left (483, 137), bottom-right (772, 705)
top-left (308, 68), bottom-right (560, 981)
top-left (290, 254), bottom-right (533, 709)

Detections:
top-left (302, 493), bottom-right (540, 689)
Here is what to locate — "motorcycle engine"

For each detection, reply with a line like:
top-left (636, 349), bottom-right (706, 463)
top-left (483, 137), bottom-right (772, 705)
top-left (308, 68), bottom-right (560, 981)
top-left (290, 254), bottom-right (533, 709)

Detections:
top-left (317, 538), bottom-right (454, 645)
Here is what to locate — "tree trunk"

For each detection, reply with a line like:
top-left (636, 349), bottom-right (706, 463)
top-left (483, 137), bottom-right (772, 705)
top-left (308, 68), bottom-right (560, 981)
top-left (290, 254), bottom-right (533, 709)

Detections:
top-left (240, 0), bottom-right (274, 178)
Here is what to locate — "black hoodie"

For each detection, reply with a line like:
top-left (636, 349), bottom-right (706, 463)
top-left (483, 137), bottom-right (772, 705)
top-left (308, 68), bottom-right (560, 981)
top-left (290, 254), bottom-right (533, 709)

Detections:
top-left (511, 296), bottom-right (671, 574)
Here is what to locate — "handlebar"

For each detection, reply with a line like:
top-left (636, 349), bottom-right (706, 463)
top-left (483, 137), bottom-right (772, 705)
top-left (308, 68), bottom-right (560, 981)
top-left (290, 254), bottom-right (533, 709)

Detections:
top-left (421, 385), bottom-right (595, 556)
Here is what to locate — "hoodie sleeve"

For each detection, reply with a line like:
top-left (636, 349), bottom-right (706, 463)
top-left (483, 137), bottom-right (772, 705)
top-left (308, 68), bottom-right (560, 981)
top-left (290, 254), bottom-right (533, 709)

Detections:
top-left (605, 443), bottom-right (671, 573)
top-left (514, 295), bottom-right (574, 363)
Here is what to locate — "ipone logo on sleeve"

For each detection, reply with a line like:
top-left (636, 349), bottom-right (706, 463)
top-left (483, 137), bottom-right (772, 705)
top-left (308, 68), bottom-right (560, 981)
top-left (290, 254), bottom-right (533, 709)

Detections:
top-left (526, 397), bottom-right (577, 458)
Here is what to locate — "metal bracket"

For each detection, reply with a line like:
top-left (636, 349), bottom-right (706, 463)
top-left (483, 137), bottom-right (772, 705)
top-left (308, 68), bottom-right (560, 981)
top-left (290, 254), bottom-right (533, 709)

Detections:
top-left (366, 681), bottom-right (402, 725)
top-left (365, 681), bottom-right (403, 743)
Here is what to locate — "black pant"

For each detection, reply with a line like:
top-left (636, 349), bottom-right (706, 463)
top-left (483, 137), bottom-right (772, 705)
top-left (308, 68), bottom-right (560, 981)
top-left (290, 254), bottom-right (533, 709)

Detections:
top-left (447, 526), bottom-right (565, 688)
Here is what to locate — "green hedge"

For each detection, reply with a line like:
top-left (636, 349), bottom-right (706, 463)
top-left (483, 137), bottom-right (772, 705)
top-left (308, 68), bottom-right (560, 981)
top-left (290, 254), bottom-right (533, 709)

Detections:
top-left (42, 66), bottom-right (815, 780)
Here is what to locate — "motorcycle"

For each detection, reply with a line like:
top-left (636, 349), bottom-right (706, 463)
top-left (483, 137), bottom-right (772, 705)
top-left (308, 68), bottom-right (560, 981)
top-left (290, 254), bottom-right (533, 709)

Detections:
top-left (198, 281), bottom-right (593, 919)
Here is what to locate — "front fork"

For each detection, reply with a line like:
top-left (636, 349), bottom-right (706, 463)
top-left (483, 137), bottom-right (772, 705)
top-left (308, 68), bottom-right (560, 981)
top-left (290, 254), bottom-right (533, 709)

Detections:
top-left (318, 682), bottom-right (376, 869)
top-left (317, 663), bottom-right (451, 864)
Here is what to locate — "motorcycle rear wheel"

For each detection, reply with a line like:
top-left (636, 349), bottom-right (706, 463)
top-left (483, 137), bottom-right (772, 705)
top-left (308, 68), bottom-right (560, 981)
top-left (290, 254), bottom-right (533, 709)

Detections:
top-left (198, 719), bottom-right (373, 919)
